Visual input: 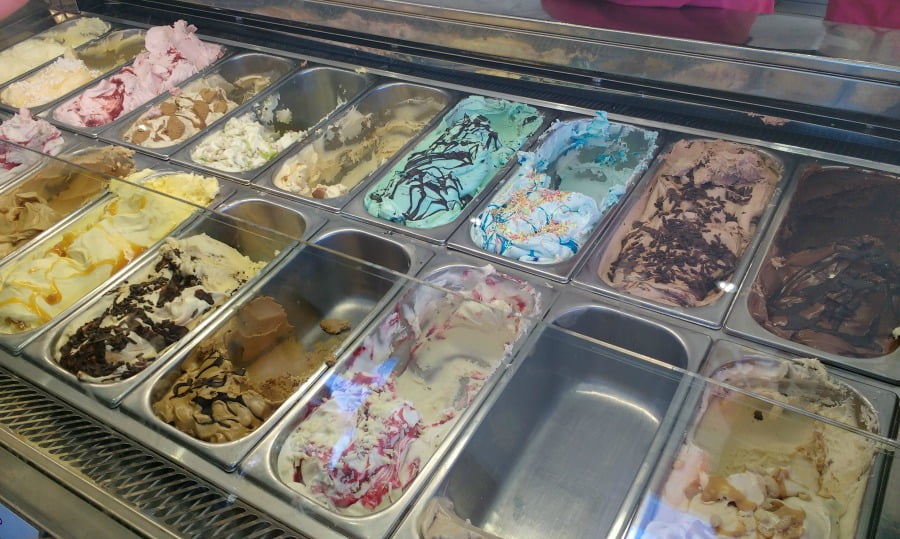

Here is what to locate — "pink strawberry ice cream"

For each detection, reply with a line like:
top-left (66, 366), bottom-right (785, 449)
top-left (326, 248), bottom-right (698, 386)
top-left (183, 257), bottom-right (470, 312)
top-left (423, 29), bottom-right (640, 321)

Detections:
top-left (0, 108), bottom-right (64, 182)
top-left (52, 20), bottom-right (223, 128)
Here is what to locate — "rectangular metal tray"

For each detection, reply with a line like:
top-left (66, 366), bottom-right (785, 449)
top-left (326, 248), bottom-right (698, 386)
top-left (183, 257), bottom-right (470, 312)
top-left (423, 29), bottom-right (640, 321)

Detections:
top-left (255, 81), bottom-right (457, 213)
top-left (171, 66), bottom-right (376, 183)
top-left (0, 142), bottom-right (141, 264)
top-left (340, 100), bottom-right (556, 246)
top-left (0, 163), bottom-right (238, 354)
top-left (393, 290), bottom-right (709, 539)
top-left (23, 193), bottom-right (325, 406)
top-left (0, 17), bottom-right (116, 91)
top-left (725, 161), bottom-right (900, 384)
top-left (447, 113), bottom-right (662, 283)
top-left (0, 28), bottom-right (146, 115)
top-left (237, 253), bottom-right (557, 538)
top-left (0, 123), bottom-right (97, 196)
top-left (624, 338), bottom-right (898, 539)
top-left (571, 136), bottom-right (794, 329)
top-left (119, 218), bottom-right (433, 470)
top-left (43, 46), bottom-right (236, 138)
top-left (100, 51), bottom-right (299, 160)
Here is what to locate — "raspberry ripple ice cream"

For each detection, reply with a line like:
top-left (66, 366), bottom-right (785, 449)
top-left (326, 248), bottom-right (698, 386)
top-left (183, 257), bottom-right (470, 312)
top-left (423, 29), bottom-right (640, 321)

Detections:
top-left (53, 20), bottom-right (223, 128)
top-left (642, 358), bottom-right (879, 539)
top-left (748, 168), bottom-right (900, 358)
top-left (277, 265), bottom-right (541, 515)
top-left (364, 95), bottom-right (542, 229)
top-left (599, 139), bottom-right (783, 308)
top-left (470, 113), bottom-right (658, 264)
top-left (54, 233), bottom-right (264, 383)
top-left (0, 108), bottom-right (65, 183)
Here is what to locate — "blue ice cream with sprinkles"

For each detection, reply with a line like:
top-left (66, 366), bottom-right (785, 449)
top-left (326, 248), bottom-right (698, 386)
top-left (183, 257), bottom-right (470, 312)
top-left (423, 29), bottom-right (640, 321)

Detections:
top-left (470, 113), bottom-right (658, 264)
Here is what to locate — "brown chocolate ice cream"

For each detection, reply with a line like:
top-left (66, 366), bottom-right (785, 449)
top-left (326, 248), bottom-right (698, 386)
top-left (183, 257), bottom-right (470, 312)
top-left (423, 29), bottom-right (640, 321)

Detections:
top-left (749, 168), bottom-right (900, 358)
top-left (598, 138), bottom-right (783, 307)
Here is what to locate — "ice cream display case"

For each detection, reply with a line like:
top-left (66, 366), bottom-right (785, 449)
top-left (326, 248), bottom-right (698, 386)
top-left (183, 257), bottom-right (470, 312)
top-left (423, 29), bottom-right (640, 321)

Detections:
top-left (0, 1), bottom-right (899, 538)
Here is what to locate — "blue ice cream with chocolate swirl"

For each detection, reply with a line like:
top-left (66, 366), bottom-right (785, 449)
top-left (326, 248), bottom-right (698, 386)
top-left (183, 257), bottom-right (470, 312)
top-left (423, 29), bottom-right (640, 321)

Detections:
top-left (364, 95), bottom-right (542, 229)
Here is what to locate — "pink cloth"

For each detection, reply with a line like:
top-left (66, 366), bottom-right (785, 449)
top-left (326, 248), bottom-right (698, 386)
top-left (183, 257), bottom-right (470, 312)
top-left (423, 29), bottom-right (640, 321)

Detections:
top-left (0, 0), bottom-right (29, 20)
top-left (604, 0), bottom-right (772, 13)
top-left (825, 0), bottom-right (900, 29)
top-left (542, 0), bottom-right (759, 45)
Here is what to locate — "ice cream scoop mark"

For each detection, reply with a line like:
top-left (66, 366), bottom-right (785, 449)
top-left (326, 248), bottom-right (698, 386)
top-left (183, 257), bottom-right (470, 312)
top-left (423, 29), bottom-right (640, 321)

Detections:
top-left (321, 318), bottom-right (350, 335)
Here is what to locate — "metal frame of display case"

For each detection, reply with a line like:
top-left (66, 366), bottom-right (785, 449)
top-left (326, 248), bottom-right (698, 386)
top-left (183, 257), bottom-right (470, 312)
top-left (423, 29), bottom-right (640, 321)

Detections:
top-left (0, 2), bottom-right (898, 538)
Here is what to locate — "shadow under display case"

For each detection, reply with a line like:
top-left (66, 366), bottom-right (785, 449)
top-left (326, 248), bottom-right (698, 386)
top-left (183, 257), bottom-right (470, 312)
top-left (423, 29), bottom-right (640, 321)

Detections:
top-left (0, 1), bottom-right (898, 538)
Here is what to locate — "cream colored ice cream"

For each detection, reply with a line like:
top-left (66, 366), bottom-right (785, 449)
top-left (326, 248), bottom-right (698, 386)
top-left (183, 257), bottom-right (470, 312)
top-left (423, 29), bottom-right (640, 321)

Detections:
top-left (0, 171), bottom-right (217, 334)
top-left (645, 359), bottom-right (879, 539)
top-left (1, 53), bottom-right (101, 108)
top-left (1, 30), bottom-right (147, 109)
top-left (152, 296), bottom-right (350, 442)
top-left (0, 145), bottom-right (135, 258)
top-left (0, 17), bottom-right (110, 85)
top-left (55, 234), bottom-right (267, 383)
top-left (37, 18), bottom-right (110, 46)
top-left (131, 170), bottom-right (221, 206)
top-left (273, 97), bottom-right (444, 199)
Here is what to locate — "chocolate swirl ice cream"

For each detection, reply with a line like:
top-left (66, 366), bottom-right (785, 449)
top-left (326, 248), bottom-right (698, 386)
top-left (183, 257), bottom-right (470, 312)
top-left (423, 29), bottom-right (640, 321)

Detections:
top-left (749, 168), bottom-right (900, 358)
top-left (599, 138), bottom-right (783, 307)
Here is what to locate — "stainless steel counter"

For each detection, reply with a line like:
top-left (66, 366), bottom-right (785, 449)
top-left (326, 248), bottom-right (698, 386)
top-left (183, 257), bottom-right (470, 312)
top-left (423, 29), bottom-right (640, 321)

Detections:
top-left (0, 3), bottom-right (898, 539)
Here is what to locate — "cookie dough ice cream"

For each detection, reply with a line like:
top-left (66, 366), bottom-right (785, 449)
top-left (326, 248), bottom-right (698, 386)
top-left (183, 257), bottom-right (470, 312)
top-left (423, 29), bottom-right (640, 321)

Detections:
top-left (644, 358), bottom-right (879, 539)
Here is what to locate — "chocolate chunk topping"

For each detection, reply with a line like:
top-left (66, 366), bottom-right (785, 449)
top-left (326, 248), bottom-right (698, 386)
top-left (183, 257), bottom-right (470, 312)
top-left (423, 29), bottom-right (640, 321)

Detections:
top-left (57, 246), bottom-right (227, 380)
